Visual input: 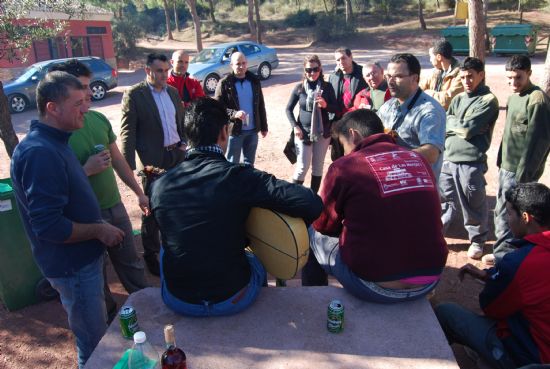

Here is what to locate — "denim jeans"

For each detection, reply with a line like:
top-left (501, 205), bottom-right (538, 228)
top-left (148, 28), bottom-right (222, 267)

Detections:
top-left (226, 130), bottom-right (259, 166)
top-left (435, 302), bottom-right (517, 369)
top-left (308, 228), bottom-right (438, 303)
top-left (47, 256), bottom-right (107, 369)
top-left (160, 249), bottom-right (266, 316)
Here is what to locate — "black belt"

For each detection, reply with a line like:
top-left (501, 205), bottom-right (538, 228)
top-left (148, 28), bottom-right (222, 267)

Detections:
top-left (165, 142), bottom-right (180, 151)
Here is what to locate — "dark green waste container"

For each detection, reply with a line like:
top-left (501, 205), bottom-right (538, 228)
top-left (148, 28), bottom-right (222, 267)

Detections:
top-left (441, 26), bottom-right (469, 54)
top-left (490, 24), bottom-right (537, 55)
top-left (0, 178), bottom-right (44, 311)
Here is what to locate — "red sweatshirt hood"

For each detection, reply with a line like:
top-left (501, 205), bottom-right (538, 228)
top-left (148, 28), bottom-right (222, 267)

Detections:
top-left (524, 230), bottom-right (550, 250)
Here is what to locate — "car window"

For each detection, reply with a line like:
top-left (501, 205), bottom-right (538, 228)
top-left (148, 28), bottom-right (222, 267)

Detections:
top-left (192, 48), bottom-right (224, 63)
top-left (14, 66), bottom-right (39, 82)
top-left (222, 46), bottom-right (238, 60)
top-left (240, 44), bottom-right (261, 56)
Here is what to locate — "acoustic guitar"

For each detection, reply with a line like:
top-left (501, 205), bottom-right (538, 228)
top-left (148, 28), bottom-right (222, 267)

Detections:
top-left (245, 208), bottom-right (310, 280)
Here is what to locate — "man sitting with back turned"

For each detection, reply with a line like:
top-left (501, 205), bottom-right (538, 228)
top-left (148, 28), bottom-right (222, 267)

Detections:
top-left (150, 97), bottom-right (323, 316)
top-left (304, 109), bottom-right (448, 302)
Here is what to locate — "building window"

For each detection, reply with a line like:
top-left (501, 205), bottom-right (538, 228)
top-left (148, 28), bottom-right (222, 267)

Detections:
top-left (87, 27), bottom-right (107, 35)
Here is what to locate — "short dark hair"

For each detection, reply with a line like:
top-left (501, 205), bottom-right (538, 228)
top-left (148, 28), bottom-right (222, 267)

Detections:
top-left (432, 39), bottom-right (453, 60)
top-left (505, 183), bottom-right (550, 227)
top-left (37, 71), bottom-right (83, 117)
top-left (505, 55), bottom-right (531, 72)
top-left (146, 53), bottom-right (168, 67)
top-left (335, 47), bottom-right (352, 57)
top-left (184, 97), bottom-right (229, 147)
top-left (332, 109), bottom-right (384, 140)
top-left (461, 57), bottom-right (484, 73)
top-left (390, 53), bottom-right (421, 76)
top-left (49, 59), bottom-right (92, 78)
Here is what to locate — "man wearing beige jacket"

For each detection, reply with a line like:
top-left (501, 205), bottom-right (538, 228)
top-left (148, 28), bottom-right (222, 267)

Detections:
top-left (420, 39), bottom-right (464, 110)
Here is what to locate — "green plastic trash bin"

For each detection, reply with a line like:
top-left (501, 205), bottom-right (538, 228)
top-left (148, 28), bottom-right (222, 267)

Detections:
top-left (441, 26), bottom-right (469, 54)
top-left (490, 24), bottom-right (537, 55)
top-left (0, 178), bottom-right (45, 311)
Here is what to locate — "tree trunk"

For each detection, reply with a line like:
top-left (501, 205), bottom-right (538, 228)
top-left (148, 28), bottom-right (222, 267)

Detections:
top-left (344, 0), bottom-right (353, 23)
top-left (162, 0), bottom-right (174, 40)
top-left (435, 0), bottom-right (440, 9)
top-left (542, 48), bottom-right (550, 95)
top-left (322, 0), bottom-right (329, 13)
top-left (247, 0), bottom-right (257, 41)
top-left (207, 0), bottom-right (217, 23)
top-left (518, 0), bottom-right (523, 23)
top-left (185, 0), bottom-right (203, 51)
top-left (253, 0), bottom-right (262, 44)
top-left (468, 0), bottom-right (486, 62)
top-left (0, 83), bottom-right (19, 159)
top-left (418, 0), bottom-right (427, 30)
top-left (173, 1), bottom-right (180, 32)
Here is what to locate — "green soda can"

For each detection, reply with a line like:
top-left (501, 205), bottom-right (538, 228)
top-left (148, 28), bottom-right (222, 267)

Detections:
top-left (94, 144), bottom-right (105, 154)
top-left (119, 305), bottom-right (140, 339)
top-left (327, 299), bottom-right (344, 333)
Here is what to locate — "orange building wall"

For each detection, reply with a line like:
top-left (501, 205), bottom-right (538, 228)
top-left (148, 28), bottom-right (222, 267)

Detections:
top-left (0, 19), bottom-right (115, 69)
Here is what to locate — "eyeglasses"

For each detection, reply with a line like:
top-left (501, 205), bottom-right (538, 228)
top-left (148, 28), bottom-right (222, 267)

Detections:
top-left (384, 74), bottom-right (411, 81)
top-left (305, 67), bottom-right (320, 73)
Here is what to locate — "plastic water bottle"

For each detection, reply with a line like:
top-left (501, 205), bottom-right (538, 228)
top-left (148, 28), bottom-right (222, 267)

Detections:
top-left (129, 331), bottom-right (160, 369)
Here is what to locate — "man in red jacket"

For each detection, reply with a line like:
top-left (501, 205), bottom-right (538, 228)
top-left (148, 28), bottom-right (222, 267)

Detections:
top-left (167, 50), bottom-right (205, 106)
top-left (435, 182), bottom-right (550, 368)
top-left (302, 109), bottom-right (448, 302)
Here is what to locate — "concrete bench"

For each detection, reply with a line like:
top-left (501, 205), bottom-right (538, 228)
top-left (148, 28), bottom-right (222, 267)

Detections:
top-left (84, 286), bottom-right (459, 369)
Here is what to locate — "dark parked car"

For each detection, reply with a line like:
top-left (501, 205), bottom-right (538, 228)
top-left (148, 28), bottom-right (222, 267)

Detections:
top-left (188, 41), bottom-right (279, 94)
top-left (5, 56), bottom-right (118, 113)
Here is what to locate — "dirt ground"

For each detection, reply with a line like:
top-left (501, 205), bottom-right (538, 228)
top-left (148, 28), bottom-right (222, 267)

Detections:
top-left (1, 15), bottom-right (550, 368)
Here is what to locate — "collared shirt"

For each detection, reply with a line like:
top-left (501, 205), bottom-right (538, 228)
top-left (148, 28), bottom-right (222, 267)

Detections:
top-left (186, 144), bottom-right (225, 158)
top-left (234, 78), bottom-right (255, 130)
top-left (148, 83), bottom-right (179, 147)
top-left (378, 88), bottom-right (446, 178)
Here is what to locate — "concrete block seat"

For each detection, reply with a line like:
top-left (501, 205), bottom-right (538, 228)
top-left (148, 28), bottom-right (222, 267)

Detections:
top-left (84, 286), bottom-right (459, 369)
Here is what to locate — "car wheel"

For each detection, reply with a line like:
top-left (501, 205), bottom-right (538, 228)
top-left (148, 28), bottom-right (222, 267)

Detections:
top-left (90, 82), bottom-right (107, 101)
top-left (204, 74), bottom-right (219, 94)
top-left (258, 62), bottom-right (272, 80)
top-left (8, 94), bottom-right (27, 113)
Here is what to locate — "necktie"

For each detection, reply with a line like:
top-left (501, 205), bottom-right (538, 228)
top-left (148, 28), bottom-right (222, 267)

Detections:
top-left (342, 77), bottom-right (352, 109)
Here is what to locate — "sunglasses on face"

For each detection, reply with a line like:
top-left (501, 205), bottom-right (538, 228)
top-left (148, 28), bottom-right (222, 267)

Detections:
top-left (305, 67), bottom-right (320, 73)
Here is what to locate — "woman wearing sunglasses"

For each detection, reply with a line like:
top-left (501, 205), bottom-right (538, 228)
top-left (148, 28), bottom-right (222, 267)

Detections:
top-left (285, 55), bottom-right (338, 193)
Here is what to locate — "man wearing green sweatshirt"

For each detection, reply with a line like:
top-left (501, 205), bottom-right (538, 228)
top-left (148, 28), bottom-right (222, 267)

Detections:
top-left (485, 55), bottom-right (550, 265)
top-left (440, 57), bottom-right (499, 260)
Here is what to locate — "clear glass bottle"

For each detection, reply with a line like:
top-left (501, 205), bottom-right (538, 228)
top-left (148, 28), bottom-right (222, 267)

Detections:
top-left (161, 324), bottom-right (187, 369)
top-left (129, 331), bottom-right (160, 369)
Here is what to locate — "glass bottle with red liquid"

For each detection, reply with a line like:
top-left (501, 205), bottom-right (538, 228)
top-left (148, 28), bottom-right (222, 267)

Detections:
top-left (161, 324), bottom-right (187, 369)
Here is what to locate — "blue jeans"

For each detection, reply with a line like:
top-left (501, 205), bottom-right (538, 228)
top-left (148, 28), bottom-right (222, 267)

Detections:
top-left (47, 256), bottom-right (107, 369)
top-left (308, 228), bottom-right (438, 303)
top-left (226, 130), bottom-right (259, 166)
top-left (435, 303), bottom-right (517, 369)
top-left (160, 249), bottom-right (266, 317)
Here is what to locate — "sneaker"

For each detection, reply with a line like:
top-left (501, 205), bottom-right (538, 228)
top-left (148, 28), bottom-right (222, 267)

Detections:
top-left (467, 243), bottom-right (484, 259)
top-left (482, 253), bottom-right (496, 266)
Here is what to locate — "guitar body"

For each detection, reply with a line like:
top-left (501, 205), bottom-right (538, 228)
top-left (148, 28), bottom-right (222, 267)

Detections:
top-left (245, 208), bottom-right (309, 280)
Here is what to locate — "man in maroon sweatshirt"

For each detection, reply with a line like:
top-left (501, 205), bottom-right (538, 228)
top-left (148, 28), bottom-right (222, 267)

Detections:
top-left (302, 109), bottom-right (448, 303)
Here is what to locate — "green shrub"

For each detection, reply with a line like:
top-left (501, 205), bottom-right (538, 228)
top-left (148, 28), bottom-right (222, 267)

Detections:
top-left (313, 14), bottom-right (357, 42)
top-left (285, 9), bottom-right (316, 27)
top-left (112, 16), bottom-right (146, 58)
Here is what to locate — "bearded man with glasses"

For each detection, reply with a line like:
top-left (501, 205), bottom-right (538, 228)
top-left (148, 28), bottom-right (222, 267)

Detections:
top-left (378, 53), bottom-right (446, 179)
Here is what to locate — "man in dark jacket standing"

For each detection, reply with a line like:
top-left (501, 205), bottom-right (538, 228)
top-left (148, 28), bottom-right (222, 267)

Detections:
top-left (150, 98), bottom-right (322, 316)
top-left (328, 47), bottom-right (367, 160)
top-left (214, 52), bottom-right (268, 166)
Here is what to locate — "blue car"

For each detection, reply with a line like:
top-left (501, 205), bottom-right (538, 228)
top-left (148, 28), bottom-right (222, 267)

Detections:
top-left (5, 56), bottom-right (118, 113)
top-left (188, 41), bottom-right (279, 94)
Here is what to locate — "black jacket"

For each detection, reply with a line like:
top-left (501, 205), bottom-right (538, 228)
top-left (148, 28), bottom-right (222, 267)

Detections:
top-left (150, 150), bottom-right (323, 304)
top-left (328, 61), bottom-right (367, 121)
top-left (214, 71), bottom-right (268, 136)
top-left (285, 80), bottom-right (338, 141)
